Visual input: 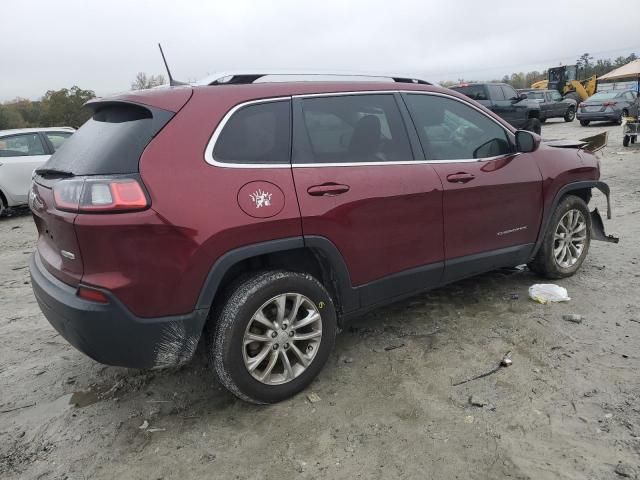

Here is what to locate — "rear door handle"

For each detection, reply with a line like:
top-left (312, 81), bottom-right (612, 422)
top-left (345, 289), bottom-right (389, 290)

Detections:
top-left (307, 183), bottom-right (350, 196)
top-left (446, 172), bottom-right (475, 183)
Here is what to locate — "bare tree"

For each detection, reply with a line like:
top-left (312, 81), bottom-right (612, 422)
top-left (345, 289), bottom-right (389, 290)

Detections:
top-left (131, 72), bottom-right (166, 90)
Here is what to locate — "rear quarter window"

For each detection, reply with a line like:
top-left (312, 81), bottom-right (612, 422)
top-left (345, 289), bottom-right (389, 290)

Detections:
top-left (212, 100), bottom-right (291, 164)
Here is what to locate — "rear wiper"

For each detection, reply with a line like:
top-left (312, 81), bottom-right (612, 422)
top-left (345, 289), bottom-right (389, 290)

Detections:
top-left (35, 168), bottom-right (74, 178)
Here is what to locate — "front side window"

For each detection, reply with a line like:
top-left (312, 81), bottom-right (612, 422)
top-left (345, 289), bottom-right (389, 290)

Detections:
top-left (45, 131), bottom-right (72, 151)
top-left (213, 100), bottom-right (291, 164)
top-left (501, 85), bottom-right (519, 100)
top-left (404, 94), bottom-right (511, 161)
top-left (295, 94), bottom-right (412, 164)
top-left (0, 133), bottom-right (46, 157)
top-left (550, 91), bottom-right (562, 101)
top-left (488, 85), bottom-right (505, 101)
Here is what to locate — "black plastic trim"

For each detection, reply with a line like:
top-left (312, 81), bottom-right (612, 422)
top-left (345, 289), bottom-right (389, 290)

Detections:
top-left (195, 237), bottom-right (305, 310)
top-left (530, 180), bottom-right (611, 259)
top-left (443, 244), bottom-right (533, 284)
top-left (30, 252), bottom-right (207, 369)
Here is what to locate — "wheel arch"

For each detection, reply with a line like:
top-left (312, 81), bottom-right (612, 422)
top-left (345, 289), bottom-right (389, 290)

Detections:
top-left (530, 180), bottom-right (611, 259)
top-left (196, 236), bottom-right (358, 323)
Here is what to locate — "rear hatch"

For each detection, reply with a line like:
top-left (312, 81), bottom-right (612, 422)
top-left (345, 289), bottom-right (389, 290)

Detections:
top-left (31, 87), bottom-right (192, 286)
top-left (580, 93), bottom-right (620, 113)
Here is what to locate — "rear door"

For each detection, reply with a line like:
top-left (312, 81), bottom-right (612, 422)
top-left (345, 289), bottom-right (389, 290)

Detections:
top-left (0, 132), bottom-right (50, 204)
top-left (402, 92), bottom-right (543, 283)
top-left (291, 93), bottom-right (444, 308)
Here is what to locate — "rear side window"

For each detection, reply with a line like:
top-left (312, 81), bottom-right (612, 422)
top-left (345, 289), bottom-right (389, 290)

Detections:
top-left (488, 85), bottom-right (505, 101)
top-left (501, 85), bottom-right (519, 100)
top-left (0, 133), bottom-right (46, 157)
top-left (451, 85), bottom-right (488, 101)
top-left (42, 103), bottom-right (172, 175)
top-left (294, 94), bottom-right (412, 164)
top-left (213, 100), bottom-right (291, 164)
top-left (45, 131), bottom-right (72, 151)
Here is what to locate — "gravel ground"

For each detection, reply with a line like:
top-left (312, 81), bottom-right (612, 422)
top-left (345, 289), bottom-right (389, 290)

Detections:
top-left (1, 118), bottom-right (639, 480)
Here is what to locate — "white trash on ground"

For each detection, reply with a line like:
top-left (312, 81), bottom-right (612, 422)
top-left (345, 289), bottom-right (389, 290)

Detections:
top-left (528, 284), bottom-right (571, 304)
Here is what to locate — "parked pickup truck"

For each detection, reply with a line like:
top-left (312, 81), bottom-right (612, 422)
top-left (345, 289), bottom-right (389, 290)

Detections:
top-left (450, 82), bottom-right (542, 134)
top-left (518, 89), bottom-right (577, 123)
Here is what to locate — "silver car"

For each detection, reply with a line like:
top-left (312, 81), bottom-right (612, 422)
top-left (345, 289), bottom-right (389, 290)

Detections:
top-left (0, 127), bottom-right (74, 216)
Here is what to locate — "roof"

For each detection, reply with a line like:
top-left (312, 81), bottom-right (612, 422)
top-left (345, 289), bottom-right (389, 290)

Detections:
top-left (598, 59), bottom-right (640, 81)
top-left (0, 127), bottom-right (75, 137)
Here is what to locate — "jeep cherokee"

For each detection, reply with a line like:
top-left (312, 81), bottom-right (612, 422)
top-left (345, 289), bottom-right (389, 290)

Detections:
top-left (29, 73), bottom-right (617, 404)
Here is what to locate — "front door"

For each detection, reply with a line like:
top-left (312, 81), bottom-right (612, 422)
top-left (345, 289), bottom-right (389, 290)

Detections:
top-left (401, 92), bottom-right (543, 283)
top-left (291, 93), bottom-right (444, 308)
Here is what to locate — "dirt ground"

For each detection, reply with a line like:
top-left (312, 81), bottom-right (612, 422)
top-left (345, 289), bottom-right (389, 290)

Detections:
top-left (1, 118), bottom-right (639, 480)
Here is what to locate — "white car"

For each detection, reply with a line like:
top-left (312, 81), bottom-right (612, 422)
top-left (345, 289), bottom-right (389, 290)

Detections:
top-left (0, 127), bottom-right (74, 216)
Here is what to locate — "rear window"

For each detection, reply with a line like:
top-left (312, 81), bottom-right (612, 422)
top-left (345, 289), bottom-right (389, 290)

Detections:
top-left (589, 91), bottom-right (622, 101)
top-left (523, 91), bottom-right (545, 100)
top-left (451, 85), bottom-right (488, 101)
top-left (42, 103), bottom-right (172, 175)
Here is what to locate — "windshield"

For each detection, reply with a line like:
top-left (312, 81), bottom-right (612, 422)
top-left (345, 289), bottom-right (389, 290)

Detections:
top-left (588, 91), bottom-right (622, 101)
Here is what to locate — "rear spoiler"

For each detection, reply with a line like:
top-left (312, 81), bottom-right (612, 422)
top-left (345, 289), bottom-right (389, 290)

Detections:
top-left (544, 131), bottom-right (608, 153)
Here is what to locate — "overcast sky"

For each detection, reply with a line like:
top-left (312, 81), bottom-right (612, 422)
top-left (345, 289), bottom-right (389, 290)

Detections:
top-left (2, 0), bottom-right (638, 101)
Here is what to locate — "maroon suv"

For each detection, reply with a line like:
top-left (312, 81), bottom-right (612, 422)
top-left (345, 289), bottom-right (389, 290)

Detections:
top-left (29, 73), bottom-right (617, 403)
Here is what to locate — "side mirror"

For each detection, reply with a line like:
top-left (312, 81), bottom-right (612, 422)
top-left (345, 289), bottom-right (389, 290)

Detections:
top-left (519, 93), bottom-right (528, 100)
top-left (515, 130), bottom-right (540, 153)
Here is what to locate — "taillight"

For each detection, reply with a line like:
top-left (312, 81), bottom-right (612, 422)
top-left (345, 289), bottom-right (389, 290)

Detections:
top-left (53, 177), bottom-right (149, 213)
top-left (578, 103), bottom-right (585, 109)
top-left (602, 101), bottom-right (615, 107)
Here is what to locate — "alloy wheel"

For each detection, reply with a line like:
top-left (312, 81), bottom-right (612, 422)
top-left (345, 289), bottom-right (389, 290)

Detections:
top-left (242, 293), bottom-right (322, 385)
top-left (553, 209), bottom-right (587, 268)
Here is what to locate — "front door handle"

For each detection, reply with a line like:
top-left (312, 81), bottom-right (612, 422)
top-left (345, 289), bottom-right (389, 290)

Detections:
top-left (446, 172), bottom-right (475, 183)
top-left (307, 183), bottom-right (350, 196)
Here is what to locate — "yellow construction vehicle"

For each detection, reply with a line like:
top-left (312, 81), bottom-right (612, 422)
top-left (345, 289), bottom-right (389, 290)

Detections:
top-left (531, 65), bottom-right (597, 102)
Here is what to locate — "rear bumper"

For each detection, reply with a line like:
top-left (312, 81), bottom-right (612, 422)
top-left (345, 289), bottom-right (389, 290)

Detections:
top-left (30, 252), bottom-right (207, 369)
top-left (577, 111), bottom-right (619, 122)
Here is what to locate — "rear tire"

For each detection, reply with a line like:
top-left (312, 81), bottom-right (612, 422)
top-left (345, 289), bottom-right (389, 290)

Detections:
top-left (623, 135), bottom-right (630, 147)
top-left (524, 117), bottom-right (542, 135)
top-left (0, 193), bottom-right (6, 218)
top-left (579, 120), bottom-right (590, 126)
top-left (207, 270), bottom-right (337, 404)
top-left (564, 107), bottom-right (576, 122)
top-left (528, 195), bottom-right (591, 279)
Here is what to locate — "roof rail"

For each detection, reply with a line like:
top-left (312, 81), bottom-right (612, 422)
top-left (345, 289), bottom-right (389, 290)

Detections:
top-left (196, 71), bottom-right (431, 86)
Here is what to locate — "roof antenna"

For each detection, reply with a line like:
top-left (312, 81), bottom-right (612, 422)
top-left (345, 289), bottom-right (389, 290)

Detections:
top-left (158, 43), bottom-right (187, 86)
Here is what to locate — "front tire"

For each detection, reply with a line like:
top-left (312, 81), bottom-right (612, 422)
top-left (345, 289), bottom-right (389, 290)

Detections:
top-left (624, 135), bottom-right (630, 147)
top-left (528, 195), bottom-right (591, 279)
top-left (208, 271), bottom-right (337, 404)
top-left (564, 107), bottom-right (576, 122)
top-left (524, 117), bottom-right (542, 135)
